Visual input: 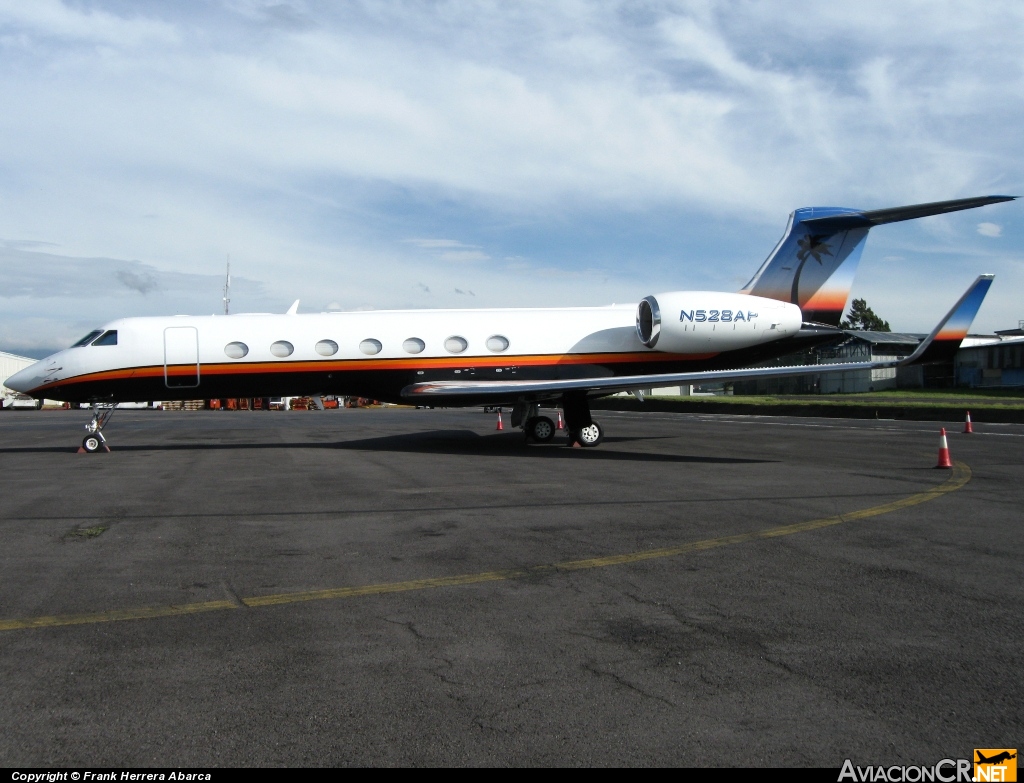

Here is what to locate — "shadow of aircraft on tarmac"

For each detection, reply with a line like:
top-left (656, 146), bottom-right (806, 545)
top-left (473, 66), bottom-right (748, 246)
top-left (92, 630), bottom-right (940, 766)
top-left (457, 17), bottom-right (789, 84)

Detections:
top-left (0, 429), bottom-right (775, 464)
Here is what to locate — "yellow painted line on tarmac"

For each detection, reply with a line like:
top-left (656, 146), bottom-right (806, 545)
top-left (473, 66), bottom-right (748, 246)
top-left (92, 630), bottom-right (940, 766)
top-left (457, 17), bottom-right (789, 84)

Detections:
top-left (0, 600), bottom-right (238, 632)
top-left (0, 463), bottom-right (971, 633)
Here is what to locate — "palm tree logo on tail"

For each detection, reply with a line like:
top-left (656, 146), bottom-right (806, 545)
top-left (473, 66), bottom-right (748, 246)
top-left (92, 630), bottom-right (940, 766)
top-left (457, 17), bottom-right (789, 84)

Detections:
top-left (791, 234), bottom-right (833, 306)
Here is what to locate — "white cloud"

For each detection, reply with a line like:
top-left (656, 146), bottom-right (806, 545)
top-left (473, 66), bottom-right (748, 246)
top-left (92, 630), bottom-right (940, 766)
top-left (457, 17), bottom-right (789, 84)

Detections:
top-left (0, 0), bottom-right (1022, 346)
top-left (977, 222), bottom-right (1002, 237)
top-left (406, 239), bottom-right (490, 263)
top-left (439, 250), bottom-right (490, 263)
top-left (405, 239), bottom-right (474, 249)
top-left (0, 0), bottom-right (178, 47)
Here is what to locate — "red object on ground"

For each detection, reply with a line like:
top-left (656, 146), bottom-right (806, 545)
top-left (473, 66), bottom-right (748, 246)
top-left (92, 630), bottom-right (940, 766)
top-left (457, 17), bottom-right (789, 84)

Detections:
top-left (936, 428), bottom-right (953, 469)
top-left (963, 411), bottom-right (973, 434)
top-left (557, 410), bottom-right (564, 430)
top-left (496, 410), bottom-right (504, 430)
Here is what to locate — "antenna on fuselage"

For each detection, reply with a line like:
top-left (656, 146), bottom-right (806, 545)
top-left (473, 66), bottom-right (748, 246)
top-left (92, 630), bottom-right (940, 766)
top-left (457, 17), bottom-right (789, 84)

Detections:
top-left (222, 257), bottom-right (231, 315)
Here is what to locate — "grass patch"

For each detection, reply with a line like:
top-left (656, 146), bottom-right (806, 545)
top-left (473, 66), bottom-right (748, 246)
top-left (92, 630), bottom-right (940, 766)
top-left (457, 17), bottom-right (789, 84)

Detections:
top-left (65, 525), bottom-right (107, 540)
top-left (816, 388), bottom-right (1024, 401)
top-left (639, 389), bottom-right (1024, 409)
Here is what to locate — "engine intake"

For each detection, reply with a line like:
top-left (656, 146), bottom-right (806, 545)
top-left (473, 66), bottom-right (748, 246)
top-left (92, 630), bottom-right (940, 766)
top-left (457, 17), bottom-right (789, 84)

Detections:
top-left (636, 296), bottom-right (661, 347)
top-left (635, 291), bottom-right (801, 353)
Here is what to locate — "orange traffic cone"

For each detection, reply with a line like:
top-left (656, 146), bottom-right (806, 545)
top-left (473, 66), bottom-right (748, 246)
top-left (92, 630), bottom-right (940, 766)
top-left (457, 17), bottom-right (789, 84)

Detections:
top-left (496, 410), bottom-right (504, 431)
top-left (963, 411), bottom-right (973, 434)
top-left (935, 428), bottom-right (952, 469)
top-left (557, 410), bottom-right (564, 430)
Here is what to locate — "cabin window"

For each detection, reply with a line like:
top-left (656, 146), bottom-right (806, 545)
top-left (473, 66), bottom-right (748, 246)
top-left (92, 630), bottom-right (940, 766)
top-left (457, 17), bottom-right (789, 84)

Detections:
top-left (270, 341), bottom-right (294, 358)
top-left (71, 330), bottom-right (103, 348)
top-left (403, 338), bottom-right (425, 354)
top-left (359, 339), bottom-right (382, 355)
top-left (224, 342), bottom-right (248, 359)
top-left (486, 335), bottom-right (509, 353)
top-left (444, 336), bottom-right (468, 354)
top-left (315, 340), bottom-right (339, 356)
top-left (92, 330), bottom-right (118, 346)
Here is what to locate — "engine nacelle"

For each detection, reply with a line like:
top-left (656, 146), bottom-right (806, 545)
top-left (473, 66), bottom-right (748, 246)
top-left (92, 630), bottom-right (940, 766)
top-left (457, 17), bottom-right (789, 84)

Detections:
top-left (636, 291), bottom-right (801, 353)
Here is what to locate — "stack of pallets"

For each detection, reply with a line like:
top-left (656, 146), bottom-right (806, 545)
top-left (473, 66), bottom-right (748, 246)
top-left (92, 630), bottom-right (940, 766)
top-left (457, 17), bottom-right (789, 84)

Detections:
top-left (161, 400), bottom-right (205, 411)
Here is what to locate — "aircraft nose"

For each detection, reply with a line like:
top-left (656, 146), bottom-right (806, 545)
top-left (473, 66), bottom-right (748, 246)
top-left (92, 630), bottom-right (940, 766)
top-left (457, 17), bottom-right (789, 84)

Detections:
top-left (4, 364), bottom-right (42, 394)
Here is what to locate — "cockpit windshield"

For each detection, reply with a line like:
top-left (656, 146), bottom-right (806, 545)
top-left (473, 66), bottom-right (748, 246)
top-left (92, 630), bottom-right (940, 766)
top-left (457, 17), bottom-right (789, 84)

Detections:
top-left (92, 330), bottom-right (118, 346)
top-left (71, 330), bottom-right (103, 348)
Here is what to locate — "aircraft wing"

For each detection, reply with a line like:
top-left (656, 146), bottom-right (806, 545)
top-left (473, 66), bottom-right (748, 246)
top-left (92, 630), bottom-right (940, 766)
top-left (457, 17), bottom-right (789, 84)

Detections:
top-left (401, 275), bottom-right (993, 402)
top-left (401, 359), bottom-right (888, 401)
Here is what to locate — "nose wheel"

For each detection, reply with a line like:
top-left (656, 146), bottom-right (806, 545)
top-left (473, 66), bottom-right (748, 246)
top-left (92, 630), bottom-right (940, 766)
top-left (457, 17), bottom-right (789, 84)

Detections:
top-left (82, 434), bottom-right (106, 453)
top-left (79, 403), bottom-right (117, 453)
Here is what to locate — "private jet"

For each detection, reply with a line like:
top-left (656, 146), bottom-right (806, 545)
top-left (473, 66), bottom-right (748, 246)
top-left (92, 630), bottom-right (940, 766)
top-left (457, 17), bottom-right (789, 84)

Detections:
top-left (5, 196), bottom-right (1012, 452)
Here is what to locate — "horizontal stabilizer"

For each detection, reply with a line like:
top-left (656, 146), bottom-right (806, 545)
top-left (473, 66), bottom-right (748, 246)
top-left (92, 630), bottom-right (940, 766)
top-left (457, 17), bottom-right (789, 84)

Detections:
top-left (801, 196), bottom-right (1016, 233)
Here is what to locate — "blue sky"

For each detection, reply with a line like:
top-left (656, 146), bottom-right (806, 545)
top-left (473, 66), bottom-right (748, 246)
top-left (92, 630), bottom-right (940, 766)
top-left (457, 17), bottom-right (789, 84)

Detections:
top-left (1, 0), bottom-right (1022, 357)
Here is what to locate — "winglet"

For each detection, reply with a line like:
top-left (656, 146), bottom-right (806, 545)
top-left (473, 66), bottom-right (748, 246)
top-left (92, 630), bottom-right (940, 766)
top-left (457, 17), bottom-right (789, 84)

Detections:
top-left (286, 299), bottom-right (300, 315)
top-left (902, 275), bottom-right (994, 366)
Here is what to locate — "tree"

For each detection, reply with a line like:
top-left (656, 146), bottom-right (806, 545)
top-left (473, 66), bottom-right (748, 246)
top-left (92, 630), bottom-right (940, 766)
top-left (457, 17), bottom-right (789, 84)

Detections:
top-left (841, 299), bottom-right (890, 331)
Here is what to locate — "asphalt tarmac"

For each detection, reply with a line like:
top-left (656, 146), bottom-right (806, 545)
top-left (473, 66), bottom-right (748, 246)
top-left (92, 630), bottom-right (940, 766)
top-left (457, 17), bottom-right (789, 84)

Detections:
top-left (0, 407), bottom-right (1020, 767)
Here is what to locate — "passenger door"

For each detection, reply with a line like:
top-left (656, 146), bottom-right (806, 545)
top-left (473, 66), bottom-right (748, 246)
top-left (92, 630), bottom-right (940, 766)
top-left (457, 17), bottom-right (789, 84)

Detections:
top-left (164, 326), bottom-right (200, 388)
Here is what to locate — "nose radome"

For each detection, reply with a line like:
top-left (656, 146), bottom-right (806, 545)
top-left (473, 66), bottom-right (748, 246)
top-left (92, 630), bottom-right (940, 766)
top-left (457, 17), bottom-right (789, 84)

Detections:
top-left (3, 364), bottom-right (42, 394)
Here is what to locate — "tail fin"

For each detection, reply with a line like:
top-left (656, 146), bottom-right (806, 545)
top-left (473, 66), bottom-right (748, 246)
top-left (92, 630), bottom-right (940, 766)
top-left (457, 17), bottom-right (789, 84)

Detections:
top-left (740, 196), bottom-right (1014, 326)
top-left (902, 274), bottom-right (994, 366)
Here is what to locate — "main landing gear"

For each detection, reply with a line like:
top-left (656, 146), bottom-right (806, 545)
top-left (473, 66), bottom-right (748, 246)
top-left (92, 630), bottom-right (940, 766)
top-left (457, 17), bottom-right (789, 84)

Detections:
top-left (513, 394), bottom-right (605, 448)
top-left (80, 403), bottom-right (118, 453)
top-left (562, 392), bottom-right (604, 448)
top-left (525, 415), bottom-right (556, 443)
top-left (573, 421), bottom-right (605, 447)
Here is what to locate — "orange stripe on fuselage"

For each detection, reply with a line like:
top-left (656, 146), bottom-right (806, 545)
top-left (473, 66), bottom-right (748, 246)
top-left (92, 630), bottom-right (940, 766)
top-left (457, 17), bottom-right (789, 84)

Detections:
top-left (37, 350), bottom-right (720, 391)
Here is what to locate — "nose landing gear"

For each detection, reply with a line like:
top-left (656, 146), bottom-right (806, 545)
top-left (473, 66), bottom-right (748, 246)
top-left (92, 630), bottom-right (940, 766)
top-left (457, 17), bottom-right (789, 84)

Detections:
top-left (79, 403), bottom-right (118, 453)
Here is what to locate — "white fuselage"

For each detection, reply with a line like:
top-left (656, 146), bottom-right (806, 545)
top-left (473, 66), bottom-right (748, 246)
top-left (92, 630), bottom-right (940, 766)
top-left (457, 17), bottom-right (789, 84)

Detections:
top-left (6, 293), bottom-right (802, 403)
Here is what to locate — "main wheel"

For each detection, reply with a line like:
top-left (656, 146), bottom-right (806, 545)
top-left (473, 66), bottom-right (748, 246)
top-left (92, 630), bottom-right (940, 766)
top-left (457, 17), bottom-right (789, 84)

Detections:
top-left (526, 416), bottom-right (556, 442)
top-left (576, 420), bottom-right (604, 447)
top-left (82, 435), bottom-right (102, 453)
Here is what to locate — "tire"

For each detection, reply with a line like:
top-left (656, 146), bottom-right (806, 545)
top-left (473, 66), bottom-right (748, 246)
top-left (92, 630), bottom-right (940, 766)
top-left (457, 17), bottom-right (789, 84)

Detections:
top-left (527, 416), bottom-right (556, 442)
top-left (82, 435), bottom-right (102, 453)
top-left (34, 400), bottom-right (43, 410)
top-left (576, 420), bottom-right (604, 447)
